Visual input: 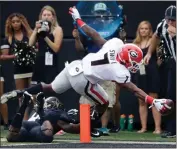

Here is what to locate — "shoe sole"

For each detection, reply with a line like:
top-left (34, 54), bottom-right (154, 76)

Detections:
top-left (0, 91), bottom-right (17, 104)
top-left (166, 135), bottom-right (176, 138)
top-left (161, 134), bottom-right (176, 138)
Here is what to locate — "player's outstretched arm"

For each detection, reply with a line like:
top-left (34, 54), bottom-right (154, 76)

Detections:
top-left (57, 120), bottom-right (80, 134)
top-left (120, 82), bottom-right (174, 116)
top-left (69, 6), bottom-right (107, 48)
top-left (120, 82), bottom-right (147, 101)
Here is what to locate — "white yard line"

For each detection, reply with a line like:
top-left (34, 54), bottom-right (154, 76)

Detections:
top-left (1, 138), bottom-right (176, 146)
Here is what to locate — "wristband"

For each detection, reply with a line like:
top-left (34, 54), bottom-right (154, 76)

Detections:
top-left (76, 19), bottom-right (86, 28)
top-left (145, 95), bottom-right (154, 105)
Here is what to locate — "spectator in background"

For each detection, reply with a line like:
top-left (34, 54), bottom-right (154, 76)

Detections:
top-left (133, 21), bottom-right (161, 134)
top-left (29, 5), bottom-right (63, 87)
top-left (1, 13), bottom-right (34, 121)
top-left (0, 52), bottom-right (16, 130)
top-left (144, 5), bottom-right (176, 138)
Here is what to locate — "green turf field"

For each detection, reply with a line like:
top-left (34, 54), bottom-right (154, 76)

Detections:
top-left (1, 128), bottom-right (176, 146)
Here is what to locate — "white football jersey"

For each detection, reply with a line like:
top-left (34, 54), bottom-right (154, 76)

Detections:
top-left (82, 38), bottom-right (131, 84)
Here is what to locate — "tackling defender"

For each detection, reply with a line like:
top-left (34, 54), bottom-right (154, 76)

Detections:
top-left (6, 92), bottom-right (102, 143)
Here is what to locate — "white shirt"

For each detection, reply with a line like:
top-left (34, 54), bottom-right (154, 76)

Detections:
top-left (82, 38), bottom-right (131, 84)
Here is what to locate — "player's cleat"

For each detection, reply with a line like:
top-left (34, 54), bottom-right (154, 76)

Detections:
top-left (21, 91), bottom-right (33, 105)
top-left (91, 128), bottom-right (102, 137)
top-left (0, 90), bottom-right (24, 104)
top-left (149, 99), bottom-right (174, 116)
top-left (36, 92), bottom-right (45, 110)
top-left (98, 127), bottom-right (109, 136)
top-left (109, 126), bottom-right (121, 133)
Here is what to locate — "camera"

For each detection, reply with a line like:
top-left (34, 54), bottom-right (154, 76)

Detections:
top-left (37, 20), bottom-right (52, 38)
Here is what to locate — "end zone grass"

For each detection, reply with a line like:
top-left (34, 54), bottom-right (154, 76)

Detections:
top-left (0, 129), bottom-right (176, 146)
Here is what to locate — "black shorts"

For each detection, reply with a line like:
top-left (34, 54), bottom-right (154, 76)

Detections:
top-left (136, 59), bottom-right (160, 94)
top-left (14, 65), bottom-right (33, 74)
top-left (32, 65), bottom-right (58, 84)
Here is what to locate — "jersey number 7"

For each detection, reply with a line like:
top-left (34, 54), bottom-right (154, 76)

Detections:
top-left (91, 53), bottom-right (109, 66)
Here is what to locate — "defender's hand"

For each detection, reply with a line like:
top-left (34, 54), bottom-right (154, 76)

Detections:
top-left (69, 6), bottom-right (81, 21)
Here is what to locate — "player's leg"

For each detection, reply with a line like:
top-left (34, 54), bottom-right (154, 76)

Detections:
top-left (6, 92), bottom-right (32, 142)
top-left (0, 83), bottom-right (47, 104)
top-left (99, 81), bottom-right (116, 135)
top-left (83, 81), bottom-right (109, 105)
top-left (83, 81), bottom-right (109, 129)
top-left (110, 83), bottom-right (121, 133)
top-left (0, 67), bottom-right (72, 104)
top-left (51, 67), bottom-right (72, 94)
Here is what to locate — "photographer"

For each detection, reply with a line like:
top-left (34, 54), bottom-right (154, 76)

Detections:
top-left (29, 5), bottom-right (63, 85)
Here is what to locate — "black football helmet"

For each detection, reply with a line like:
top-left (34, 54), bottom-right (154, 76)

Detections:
top-left (44, 96), bottom-right (64, 110)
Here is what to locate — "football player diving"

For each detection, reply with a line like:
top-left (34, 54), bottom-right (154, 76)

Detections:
top-left (0, 6), bottom-right (174, 131)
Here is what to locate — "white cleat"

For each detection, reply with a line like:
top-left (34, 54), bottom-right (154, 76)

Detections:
top-left (0, 91), bottom-right (18, 104)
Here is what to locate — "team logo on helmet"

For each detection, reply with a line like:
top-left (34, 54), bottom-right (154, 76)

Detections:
top-left (44, 96), bottom-right (63, 110)
top-left (129, 50), bottom-right (138, 58)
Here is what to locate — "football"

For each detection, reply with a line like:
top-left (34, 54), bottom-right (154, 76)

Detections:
top-left (161, 99), bottom-right (174, 116)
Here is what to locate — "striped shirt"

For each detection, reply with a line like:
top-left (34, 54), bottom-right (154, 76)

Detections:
top-left (155, 19), bottom-right (176, 62)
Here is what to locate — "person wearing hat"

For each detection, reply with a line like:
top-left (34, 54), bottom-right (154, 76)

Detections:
top-left (144, 5), bottom-right (176, 138)
top-left (92, 2), bottom-right (109, 16)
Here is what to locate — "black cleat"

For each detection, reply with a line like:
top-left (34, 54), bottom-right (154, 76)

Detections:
top-left (36, 92), bottom-right (45, 111)
top-left (22, 91), bottom-right (33, 105)
top-left (91, 128), bottom-right (103, 138)
top-left (109, 126), bottom-right (121, 133)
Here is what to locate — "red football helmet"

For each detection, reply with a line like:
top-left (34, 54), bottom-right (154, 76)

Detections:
top-left (117, 43), bottom-right (143, 73)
